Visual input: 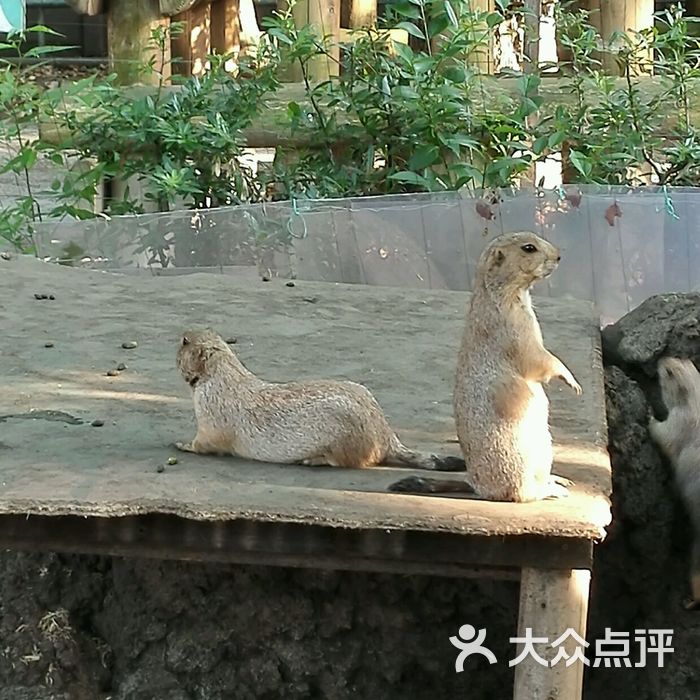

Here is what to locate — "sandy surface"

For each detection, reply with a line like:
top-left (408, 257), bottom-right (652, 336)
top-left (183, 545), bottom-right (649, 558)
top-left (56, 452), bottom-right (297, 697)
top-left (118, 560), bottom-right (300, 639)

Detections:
top-left (0, 255), bottom-right (611, 539)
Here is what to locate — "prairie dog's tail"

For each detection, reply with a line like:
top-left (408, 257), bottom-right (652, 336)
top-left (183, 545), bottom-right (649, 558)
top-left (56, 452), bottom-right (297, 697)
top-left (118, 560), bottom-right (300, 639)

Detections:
top-left (384, 436), bottom-right (466, 472)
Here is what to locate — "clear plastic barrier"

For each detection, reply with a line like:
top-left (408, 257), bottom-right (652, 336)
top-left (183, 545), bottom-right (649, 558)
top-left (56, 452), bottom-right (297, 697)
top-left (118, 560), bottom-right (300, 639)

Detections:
top-left (32, 186), bottom-right (700, 325)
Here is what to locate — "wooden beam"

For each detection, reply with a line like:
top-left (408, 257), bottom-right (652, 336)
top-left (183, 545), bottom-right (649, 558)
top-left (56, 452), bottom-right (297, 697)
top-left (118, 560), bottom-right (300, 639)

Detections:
top-left (107, 0), bottom-right (170, 85)
top-left (0, 513), bottom-right (593, 573)
top-left (513, 568), bottom-right (591, 700)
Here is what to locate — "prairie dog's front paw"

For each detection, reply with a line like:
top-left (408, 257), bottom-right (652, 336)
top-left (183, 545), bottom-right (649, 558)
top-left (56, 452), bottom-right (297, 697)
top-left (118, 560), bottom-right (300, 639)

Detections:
top-left (175, 441), bottom-right (195, 453)
top-left (564, 375), bottom-right (582, 395)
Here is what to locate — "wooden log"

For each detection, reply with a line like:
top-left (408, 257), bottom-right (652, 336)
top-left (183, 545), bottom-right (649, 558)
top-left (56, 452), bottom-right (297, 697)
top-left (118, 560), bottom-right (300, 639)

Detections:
top-left (513, 568), bottom-right (591, 700)
top-left (107, 0), bottom-right (170, 85)
top-left (38, 76), bottom-right (700, 150)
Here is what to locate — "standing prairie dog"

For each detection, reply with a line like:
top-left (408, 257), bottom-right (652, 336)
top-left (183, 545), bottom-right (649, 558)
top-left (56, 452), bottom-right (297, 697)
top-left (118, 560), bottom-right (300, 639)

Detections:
top-left (390, 231), bottom-right (582, 501)
top-left (648, 357), bottom-right (700, 610)
top-left (175, 328), bottom-right (464, 471)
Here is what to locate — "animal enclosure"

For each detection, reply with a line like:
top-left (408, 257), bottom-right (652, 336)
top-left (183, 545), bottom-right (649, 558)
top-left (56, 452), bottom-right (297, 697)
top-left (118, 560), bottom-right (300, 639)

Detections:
top-left (32, 185), bottom-right (700, 325)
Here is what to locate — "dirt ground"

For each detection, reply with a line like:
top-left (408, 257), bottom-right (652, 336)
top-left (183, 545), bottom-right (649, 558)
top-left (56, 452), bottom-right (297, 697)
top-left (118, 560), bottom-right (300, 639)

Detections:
top-left (2, 259), bottom-right (697, 699)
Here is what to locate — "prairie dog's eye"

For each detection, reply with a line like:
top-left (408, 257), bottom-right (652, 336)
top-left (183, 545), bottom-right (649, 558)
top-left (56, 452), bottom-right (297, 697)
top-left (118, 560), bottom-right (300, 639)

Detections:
top-left (521, 244), bottom-right (537, 254)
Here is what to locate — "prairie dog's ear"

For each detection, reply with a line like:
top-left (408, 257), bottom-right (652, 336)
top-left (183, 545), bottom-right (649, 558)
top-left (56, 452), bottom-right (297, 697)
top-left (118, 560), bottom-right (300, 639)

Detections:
top-left (182, 336), bottom-right (190, 346)
top-left (489, 247), bottom-right (505, 268)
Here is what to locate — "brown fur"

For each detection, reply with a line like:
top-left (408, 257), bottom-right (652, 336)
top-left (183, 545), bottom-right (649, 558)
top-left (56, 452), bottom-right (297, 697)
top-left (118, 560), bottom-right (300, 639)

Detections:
top-left (176, 328), bottom-right (465, 472)
top-left (648, 357), bottom-right (700, 610)
top-left (390, 231), bottom-right (581, 501)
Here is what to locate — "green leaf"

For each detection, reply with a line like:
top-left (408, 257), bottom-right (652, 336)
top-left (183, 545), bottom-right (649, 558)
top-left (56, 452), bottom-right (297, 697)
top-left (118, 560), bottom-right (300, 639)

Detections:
top-left (388, 170), bottom-right (430, 187)
top-left (444, 0), bottom-right (458, 28)
top-left (409, 144), bottom-right (439, 170)
top-left (569, 149), bottom-right (592, 178)
top-left (24, 45), bottom-right (76, 59)
top-left (26, 25), bottom-right (64, 36)
top-left (395, 21), bottom-right (425, 40)
top-left (548, 131), bottom-right (566, 148)
top-left (533, 135), bottom-right (548, 154)
top-left (392, 41), bottom-right (414, 63)
top-left (443, 65), bottom-right (466, 82)
top-left (486, 12), bottom-right (504, 28)
top-left (427, 15), bottom-right (449, 39)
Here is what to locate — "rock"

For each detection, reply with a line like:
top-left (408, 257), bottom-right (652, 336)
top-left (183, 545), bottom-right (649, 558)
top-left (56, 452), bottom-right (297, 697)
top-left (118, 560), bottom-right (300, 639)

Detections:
top-left (602, 292), bottom-right (700, 375)
top-left (156, 464), bottom-right (165, 473)
top-left (116, 363), bottom-right (127, 371)
top-left (0, 252), bottom-right (11, 261)
top-left (91, 420), bottom-right (105, 427)
top-left (106, 369), bottom-right (119, 377)
top-left (44, 342), bottom-right (54, 348)
top-left (286, 281), bottom-right (296, 287)
top-left (121, 341), bottom-right (138, 350)
top-left (225, 338), bottom-right (237, 345)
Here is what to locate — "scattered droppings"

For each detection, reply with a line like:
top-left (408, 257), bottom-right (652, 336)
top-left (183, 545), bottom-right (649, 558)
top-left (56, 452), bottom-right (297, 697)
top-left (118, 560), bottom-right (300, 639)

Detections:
top-left (565, 189), bottom-right (582, 208)
top-left (303, 296), bottom-right (318, 304)
top-left (167, 456), bottom-right (178, 466)
top-left (225, 337), bottom-right (237, 345)
top-left (48, 294), bottom-right (55, 300)
top-left (475, 199), bottom-right (495, 221)
top-left (261, 275), bottom-right (271, 282)
top-left (91, 419), bottom-right (105, 427)
top-left (157, 464), bottom-right (165, 473)
top-left (121, 341), bottom-right (138, 349)
top-left (34, 293), bottom-right (48, 300)
top-left (116, 363), bottom-right (127, 371)
top-left (106, 369), bottom-right (119, 377)
top-left (286, 281), bottom-right (296, 287)
top-left (0, 252), bottom-right (11, 261)
top-left (44, 342), bottom-right (54, 348)
top-left (605, 201), bottom-right (622, 227)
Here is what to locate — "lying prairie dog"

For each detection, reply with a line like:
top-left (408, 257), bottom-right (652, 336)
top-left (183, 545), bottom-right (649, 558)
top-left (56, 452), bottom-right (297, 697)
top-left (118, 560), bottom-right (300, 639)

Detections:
top-left (175, 328), bottom-right (464, 471)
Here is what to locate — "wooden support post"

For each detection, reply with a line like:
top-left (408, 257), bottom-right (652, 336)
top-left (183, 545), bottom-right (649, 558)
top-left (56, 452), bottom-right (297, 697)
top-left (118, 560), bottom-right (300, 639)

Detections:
top-left (107, 0), bottom-right (170, 85)
top-left (523, 0), bottom-right (541, 72)
top-left (597, 0), bottom-right (654, 74)
top-left (468, 0), bottom-right (494, 74)
top-left (172, 1), bottom-right (212, 77)
top-left (522, 0), bottom-right (540, 186)
top-left (292, 0), bottom-right (341, 81)
top-left (349, 0), bottom-right (376, 29)
top-left (513, 568), bottom-right (591, 700)
top-left (211, 0), bottom-right (241, 63)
